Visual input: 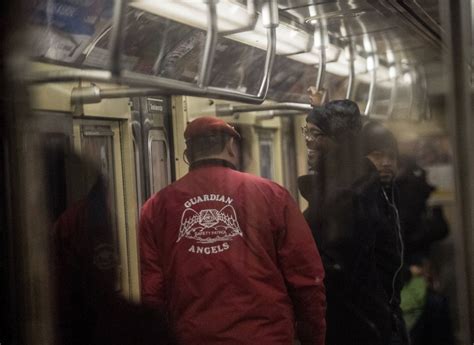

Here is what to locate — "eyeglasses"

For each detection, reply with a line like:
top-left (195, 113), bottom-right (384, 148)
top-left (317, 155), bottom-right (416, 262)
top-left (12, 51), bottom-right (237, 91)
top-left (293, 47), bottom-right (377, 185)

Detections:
top-left (301, 125), bottom-right (325, 142)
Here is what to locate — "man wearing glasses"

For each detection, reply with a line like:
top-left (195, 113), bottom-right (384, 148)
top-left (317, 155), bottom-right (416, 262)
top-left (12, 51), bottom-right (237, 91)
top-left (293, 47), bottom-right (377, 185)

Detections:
top-left (298, 99), bottom-right (408, 345)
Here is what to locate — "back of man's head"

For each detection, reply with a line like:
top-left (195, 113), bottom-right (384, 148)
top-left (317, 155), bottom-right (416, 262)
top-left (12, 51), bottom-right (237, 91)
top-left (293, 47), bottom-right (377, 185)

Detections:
top-left (306, 99), bottom-right (362, 139)
top-left (184, 116), bottom-right (241, 163)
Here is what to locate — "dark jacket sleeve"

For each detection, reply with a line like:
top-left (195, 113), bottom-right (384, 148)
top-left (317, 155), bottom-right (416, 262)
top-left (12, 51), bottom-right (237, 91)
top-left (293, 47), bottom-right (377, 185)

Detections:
top-left (139, 201), bottom-right (165, 309)
top-left (406, 206), bottom-right (449, 251)
top-left (277, 192), bottom-right (326, 345)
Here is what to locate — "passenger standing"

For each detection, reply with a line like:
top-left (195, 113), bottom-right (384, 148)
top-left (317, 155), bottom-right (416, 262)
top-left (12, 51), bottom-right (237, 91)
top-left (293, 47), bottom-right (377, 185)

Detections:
top-left (360, 121), bottom-right (408, 345)
top-left (139, 117), bottom-right (326, 345)
top-left (298, 100), bottom-right (369, 345)
top-left (298, 102), bottom-right (408, 345)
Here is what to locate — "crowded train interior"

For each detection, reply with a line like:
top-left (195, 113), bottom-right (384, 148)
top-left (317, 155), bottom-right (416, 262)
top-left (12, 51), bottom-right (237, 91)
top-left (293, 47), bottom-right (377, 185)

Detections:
top-left (0, 0), bottom-right (473, 344)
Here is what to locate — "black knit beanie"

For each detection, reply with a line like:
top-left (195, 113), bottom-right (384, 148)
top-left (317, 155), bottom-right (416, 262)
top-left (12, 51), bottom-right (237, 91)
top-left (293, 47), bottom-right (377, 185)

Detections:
top-left (306, 100), bottom-right (362, 138)
top-left (361, 121), bottom-right (398, 156)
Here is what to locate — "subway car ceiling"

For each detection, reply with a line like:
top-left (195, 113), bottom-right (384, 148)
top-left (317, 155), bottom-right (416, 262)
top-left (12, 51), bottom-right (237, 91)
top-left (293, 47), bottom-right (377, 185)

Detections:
top-left (28, 0), bottom-right (444, 120)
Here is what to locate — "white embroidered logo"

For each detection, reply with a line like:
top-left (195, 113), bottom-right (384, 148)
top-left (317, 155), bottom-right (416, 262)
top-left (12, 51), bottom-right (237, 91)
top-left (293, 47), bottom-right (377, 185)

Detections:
top-left (177, 194), bottom-right (242, 254)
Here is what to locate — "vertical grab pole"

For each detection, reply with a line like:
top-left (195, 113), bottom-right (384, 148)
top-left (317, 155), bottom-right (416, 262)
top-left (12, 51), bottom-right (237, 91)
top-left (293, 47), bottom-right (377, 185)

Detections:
top-left (345, 40), bottom-right (355, 99)
top-left (364, 36), bottom-right (377, 116)
top-left (407, 67), bottom-right (416, 119)
top-left (108, 0), bottom-right (128, 77)
top-left (315, 21), bottom-right (327, 91)
top-left (385, 35), bottom-right (398, 119)
top-left (257, 0), bottom-right (278, 98)
top-left (198, 0), bottom-right (219, 88)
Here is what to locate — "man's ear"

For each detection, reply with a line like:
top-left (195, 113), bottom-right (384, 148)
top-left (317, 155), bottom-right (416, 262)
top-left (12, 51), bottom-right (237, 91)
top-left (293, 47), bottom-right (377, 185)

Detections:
top-left (226, 137), bottom-right (237, 157)
top-left (183, 148), bottom-right (190, 165)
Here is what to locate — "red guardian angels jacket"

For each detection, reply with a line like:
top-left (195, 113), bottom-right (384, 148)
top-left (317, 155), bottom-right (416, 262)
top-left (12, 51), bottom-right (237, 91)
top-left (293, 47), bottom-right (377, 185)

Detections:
top-left (139, 160), bottom-right (326, 345)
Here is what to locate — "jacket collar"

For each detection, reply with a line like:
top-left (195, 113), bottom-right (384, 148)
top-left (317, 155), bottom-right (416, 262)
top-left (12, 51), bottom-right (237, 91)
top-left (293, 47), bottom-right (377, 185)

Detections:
top-left (189, 158), bottom-right (237, 171)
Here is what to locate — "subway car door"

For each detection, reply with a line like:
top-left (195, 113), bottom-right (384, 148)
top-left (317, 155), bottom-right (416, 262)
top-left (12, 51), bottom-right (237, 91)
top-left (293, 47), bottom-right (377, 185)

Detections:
top-left (72, 119), bottom-right (132, 296)
top-left (132, 97), bottom-right (174, 207)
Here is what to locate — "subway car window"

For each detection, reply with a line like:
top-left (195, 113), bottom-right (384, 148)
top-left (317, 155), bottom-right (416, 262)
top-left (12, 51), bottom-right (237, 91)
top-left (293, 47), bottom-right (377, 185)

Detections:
top-left (3, 1), bottom-right (474, 345)
top-left (149, 131), bottom-right (171, 194)
top-left (257, 128), bottom-right (275, 180)
top-left (79, 124), bottom-right (120, 252)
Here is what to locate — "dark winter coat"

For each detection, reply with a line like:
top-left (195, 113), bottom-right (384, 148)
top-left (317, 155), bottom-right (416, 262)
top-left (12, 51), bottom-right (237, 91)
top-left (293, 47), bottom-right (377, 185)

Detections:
top-left (298, 158), bottom-right (407, 345)
top-left (396, 157), bottom-right (449, 266)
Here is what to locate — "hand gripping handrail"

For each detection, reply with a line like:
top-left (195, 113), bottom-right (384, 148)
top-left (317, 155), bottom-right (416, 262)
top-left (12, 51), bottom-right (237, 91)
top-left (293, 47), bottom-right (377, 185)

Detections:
top-left (30, 0), bottom-right (279, 105)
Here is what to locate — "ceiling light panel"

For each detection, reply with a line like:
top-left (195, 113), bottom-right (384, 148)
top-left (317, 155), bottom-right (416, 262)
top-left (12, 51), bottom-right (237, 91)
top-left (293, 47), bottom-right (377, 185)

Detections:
top-left (131, 0), bottom-right (250, 33)
top-left (130, 0), bottom-right (343, 68)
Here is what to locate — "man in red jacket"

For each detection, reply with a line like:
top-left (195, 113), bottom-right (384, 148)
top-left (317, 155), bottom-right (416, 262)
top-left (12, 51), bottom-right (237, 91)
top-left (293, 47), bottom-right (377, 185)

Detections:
top-left (139, 116), bottom-right (326, 345)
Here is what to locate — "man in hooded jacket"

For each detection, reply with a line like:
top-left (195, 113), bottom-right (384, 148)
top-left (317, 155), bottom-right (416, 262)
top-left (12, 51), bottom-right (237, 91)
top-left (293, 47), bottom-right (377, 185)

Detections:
top-left (298, 102), bottom-right (408, 345)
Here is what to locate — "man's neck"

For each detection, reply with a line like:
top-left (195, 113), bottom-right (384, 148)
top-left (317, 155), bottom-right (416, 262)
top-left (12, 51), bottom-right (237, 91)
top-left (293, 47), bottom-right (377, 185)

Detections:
top-left (189, 157), bottom-right (237, 171)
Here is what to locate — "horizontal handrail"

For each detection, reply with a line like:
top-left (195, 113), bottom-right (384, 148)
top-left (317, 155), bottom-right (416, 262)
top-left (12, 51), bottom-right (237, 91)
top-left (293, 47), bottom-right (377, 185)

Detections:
top-left (29, 0), bottom-right (280, 105)
top-left (216, 102), bottom-right (311, 116)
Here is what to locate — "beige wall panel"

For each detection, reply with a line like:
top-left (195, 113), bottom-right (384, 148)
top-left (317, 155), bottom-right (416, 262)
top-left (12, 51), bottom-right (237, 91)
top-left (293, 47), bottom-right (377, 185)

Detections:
top-left (29, 63), bottom-right (78, 112)
top-left (29, 62), bottom-right (131, 119)
top-left (119, 121), bottom-right (140, 301)
top-left (110, 122), bottom-right (131, 299)
top-left (185, 96), bottom-right (217, 119)
top-left (171, 96), bottom-right (189, 179)
top-left (82, 85), bottom-right (131, 119)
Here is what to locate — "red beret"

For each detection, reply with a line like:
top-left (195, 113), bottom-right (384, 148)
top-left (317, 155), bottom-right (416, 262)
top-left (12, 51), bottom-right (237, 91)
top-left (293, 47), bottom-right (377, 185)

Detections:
top-left (184, 116), bottom-right (241, 141)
